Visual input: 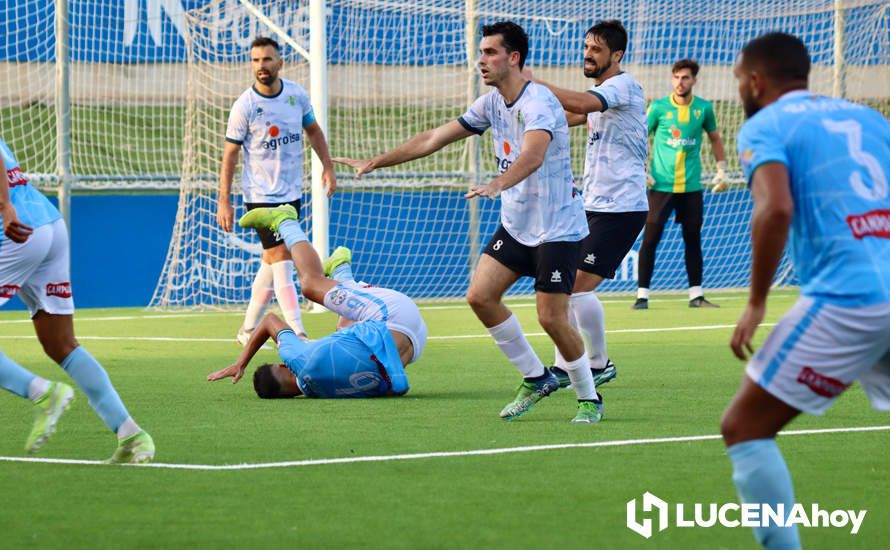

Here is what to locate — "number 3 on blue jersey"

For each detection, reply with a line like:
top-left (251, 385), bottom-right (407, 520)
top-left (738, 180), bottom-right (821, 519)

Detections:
top-left (822, 118), bottom-right (888, 201)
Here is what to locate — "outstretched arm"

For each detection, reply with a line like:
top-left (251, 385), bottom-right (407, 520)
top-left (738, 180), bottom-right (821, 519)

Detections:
top-left (730, 162), bottom-right (793, 360)
top-left (304, 121), bottom-right (337, 197)
top-left (466, 130), bottom-right (551, 199)
top-left (523, 67), bottom-right (605, 115)
top-left (534, 80), bottom-right (604, 114)
top-left (207, 313), bottom-right (290, 383)
top-left (334, 120), bottom-right (473, 177)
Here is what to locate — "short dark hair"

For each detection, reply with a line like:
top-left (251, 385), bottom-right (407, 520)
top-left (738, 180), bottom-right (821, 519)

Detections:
top-left (741, 32), bottom-right (810, 82)
top-left (672, 58), bottom-right (700, 77)
top-left (481, 21), bottom-right (529, 69)
top-left (253, 364), bottom-right (283, 399)
top-left (250, 36), bottom-right (281, 53)
top-left (586, 20), bottom-right (628, 55)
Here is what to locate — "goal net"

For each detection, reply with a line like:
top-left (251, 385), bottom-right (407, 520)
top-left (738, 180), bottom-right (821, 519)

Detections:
top-left (0, 0), bottom-right (185, 190)
top-left (151, 0), bottom-right (890, 307)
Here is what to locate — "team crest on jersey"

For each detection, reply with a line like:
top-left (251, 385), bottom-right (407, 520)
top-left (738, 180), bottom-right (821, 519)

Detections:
top-left (255, 107), bottom-right (264, 116)
top-left (288, 95), bottom-right (297, 106)
top-left (516, 110), bottom-right (523, 126)
top-left (694, 109), bottom-right (702, 119)
top-left (665, 112), bottom-right (674, 119)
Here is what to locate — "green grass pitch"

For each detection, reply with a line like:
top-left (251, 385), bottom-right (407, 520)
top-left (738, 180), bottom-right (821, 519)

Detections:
top-left (0, 291), bottom-right (887, 548)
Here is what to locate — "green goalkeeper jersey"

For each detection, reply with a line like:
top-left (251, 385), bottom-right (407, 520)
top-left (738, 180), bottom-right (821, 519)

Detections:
top-left (648, 95), bottom-right (717, 193)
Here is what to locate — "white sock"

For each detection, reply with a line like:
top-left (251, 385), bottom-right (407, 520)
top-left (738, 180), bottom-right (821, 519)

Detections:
top-left (570, 291), bottom-right (608, 370)
top-left (689, 286), bottom-right (704, 300)
top-left (553, 300), bottom-right (581, 369)
top-left (272, 260), bottom-right (305, 334)
top-left (637, 287), bottom-right (650, 300)
top-left (564, 354), bottom-right (598, 400)
top-left (487, 314), bottom-right (546, 378)
top-left (242, 262), bottom-right (274, 331)
top-left (27, 377), bottom-right (51, 402)
top-left (116, 416), bottom-right (141, 440)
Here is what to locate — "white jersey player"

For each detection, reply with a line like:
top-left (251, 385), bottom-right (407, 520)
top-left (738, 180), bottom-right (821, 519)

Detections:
top-left (217, 36), bottom-right (337, 345)
top-left (334, 21), bottom-right (604, 424)
top-left (529, 19), bottom-right (648, 389)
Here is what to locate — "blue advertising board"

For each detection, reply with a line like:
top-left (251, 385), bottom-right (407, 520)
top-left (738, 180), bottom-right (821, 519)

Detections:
top-left (0, 189), bottom-right (771, 310)
top-left (2, 1), bottom-right (883, 64)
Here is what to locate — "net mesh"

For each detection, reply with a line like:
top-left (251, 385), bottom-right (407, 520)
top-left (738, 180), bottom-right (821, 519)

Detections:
top-left (7, 1), bottom-right (880, 306)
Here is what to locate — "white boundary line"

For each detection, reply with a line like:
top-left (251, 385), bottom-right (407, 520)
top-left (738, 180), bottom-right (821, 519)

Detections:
top-left (0, 293), bottom-right (799, 323)
top-left (0, 322), bottom-right (778, 344)
top-left (1, 425), bottom-right (887, 471)
top-left (420, 293), bottom-right (798, 311)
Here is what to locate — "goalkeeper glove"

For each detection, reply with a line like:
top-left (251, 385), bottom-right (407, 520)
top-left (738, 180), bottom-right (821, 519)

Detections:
top-left (710, 160), bottom-right (728, 193)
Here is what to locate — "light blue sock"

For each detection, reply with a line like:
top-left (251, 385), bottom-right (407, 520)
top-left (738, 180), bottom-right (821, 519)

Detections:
top-left (332, 263), bottom-right (355, 283)
top-left (0, 349), bottom-right (37, 398)
top-left (728, 439), bottom-right (801, 550)
top-left (277, 219), bottom-right (308, 249)
top-left (61, 346), bottom-right (130, 432)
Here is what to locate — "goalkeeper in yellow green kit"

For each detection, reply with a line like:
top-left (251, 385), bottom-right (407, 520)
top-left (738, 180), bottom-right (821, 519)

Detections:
top-left (633, 59), bottom-right (728, 310)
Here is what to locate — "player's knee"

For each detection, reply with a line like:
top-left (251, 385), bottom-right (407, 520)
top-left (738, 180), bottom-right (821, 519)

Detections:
top-left (297, 273), bottom-right (323, 302)
top-left (720, 408), bottom-right (746, 447)
top-left (466, 287), bottom-right (493, 313)
top-left (536, 310), bottom-right (568, 335)
top-left (40, 337), bottom-right (79, 365)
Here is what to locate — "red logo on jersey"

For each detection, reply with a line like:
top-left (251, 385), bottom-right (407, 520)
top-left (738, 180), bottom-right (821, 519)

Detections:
top-left (0, 284), bottom-right (21, 298)
top-left (269, 125), bottom-right (280, 137)
top-left (46, 282), bottom-right (72, 298)
top-left (6, 167), bottom-right (28, 187)
top-left (796, 366), bottom-right (849, 398)
top-left (503, 141), bottom-right (511, 156)
top-left (847, 209), bottom-right (890, 239)
top-left (670, 127), bottom-right (682, 139)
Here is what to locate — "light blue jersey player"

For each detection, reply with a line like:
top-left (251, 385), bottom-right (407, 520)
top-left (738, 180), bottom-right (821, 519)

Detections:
top-left (0, 137), bottom-right (154, 463)
top-left (208, 246), bottom-right (427, 399)
top-left (720, 33), bottom-right (890, 550)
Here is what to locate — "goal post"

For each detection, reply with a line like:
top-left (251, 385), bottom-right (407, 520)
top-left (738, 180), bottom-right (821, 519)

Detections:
top-left (147, 0), bottom-right (889, 308)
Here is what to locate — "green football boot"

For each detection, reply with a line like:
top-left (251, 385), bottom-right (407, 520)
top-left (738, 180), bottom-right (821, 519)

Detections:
top-left (549, 359), bottom-right (618, 389)
top-left (499, 371), bottom-right (560, 420)
top-left (238, 204), bottom-right (299, 232)
top-left (108, 430), bottom-right (156, 464)
top-left (571, 399), bottom-right (604, 424)
top-left (25, 381), bottom-right (75, 453)
top-left (322, 246), bottom-right (353, 278)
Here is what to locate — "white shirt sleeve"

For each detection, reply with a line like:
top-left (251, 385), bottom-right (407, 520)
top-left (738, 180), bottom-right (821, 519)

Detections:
top-left (519, 97), bottom-right (556, 138)
top-left (225, 96), bottom-right (249, 145)
top-left (589, 77), bottom-right (629, 112)
top-left (458, 94), bottom-right (490, 135)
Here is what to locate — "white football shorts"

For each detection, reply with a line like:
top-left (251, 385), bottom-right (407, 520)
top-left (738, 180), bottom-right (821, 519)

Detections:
top-left (0, 218), bottom-right (74, 316)
top-left (323, 282), bottom-right (427, 363)
top-left (746, 296), bottom-right (890, 415)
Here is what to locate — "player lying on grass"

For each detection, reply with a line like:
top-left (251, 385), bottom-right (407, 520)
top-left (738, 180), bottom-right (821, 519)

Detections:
top-left (207, 222), bottom-right (427, 398)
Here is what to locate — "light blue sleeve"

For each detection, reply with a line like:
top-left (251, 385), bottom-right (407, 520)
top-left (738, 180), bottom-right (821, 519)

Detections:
top-left (737, 113), bottom-right (789, 185)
